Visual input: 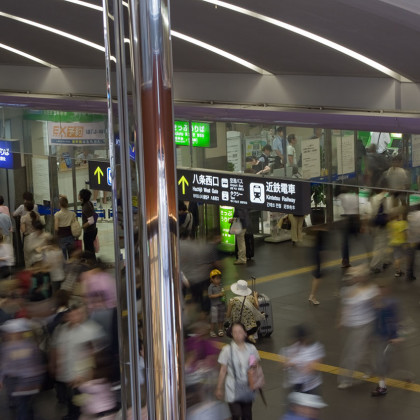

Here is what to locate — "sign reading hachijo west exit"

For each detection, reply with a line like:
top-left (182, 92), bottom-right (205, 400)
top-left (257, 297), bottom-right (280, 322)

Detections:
top-left (177, 168), bottom-right (311, 214)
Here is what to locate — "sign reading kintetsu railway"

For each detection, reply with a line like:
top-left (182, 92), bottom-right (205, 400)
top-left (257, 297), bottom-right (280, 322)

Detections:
top-left (177, 168), bottom-right (311, 214)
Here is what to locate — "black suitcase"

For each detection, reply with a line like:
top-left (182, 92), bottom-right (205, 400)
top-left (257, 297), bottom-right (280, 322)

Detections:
top-left (235, 232), bottom-right (255, 260)
top-left (257, 293), bottom-right (273, 337)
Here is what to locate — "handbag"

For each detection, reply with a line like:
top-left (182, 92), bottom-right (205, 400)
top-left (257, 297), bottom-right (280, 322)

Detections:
top-left (248, 362), bottom-right (265, 391)
top-left (229, 218), bottom-right (243, 235)
top-left (281, 215), bottom-right (291, 230)
top-left (230, 345), bottom-right (254, 403)
top-left (225, 297), bottom-right (246, 338)
top-left (71, 215), bottom-right (82, 238)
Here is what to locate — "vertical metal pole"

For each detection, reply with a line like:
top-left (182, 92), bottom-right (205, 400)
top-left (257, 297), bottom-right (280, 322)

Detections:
top-left (131, 0), bottom-right (186, 417)
top-left (102, 0), bottom-right (141, 418)
top-left (325, 129), bottom-right (334, 223)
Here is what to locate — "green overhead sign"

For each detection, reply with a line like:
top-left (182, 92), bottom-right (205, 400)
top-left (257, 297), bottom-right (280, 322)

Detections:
top-left (174, 121), bottom-right (211, 147)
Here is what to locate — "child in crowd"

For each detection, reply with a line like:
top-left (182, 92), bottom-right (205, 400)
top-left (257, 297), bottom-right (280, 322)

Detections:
top-left (208, 269), bottom-right (226, 338)
top-left (387, 212), bottom-right (407, 277)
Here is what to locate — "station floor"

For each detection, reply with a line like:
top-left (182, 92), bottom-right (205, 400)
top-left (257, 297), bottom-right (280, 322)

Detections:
top-left (2, 227), bottom-right (420, 419)
top-left (220, 229), bottom-right (420, 420)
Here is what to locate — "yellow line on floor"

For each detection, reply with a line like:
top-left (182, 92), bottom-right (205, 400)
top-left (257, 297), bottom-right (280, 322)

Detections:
top-left (254, 251), bottom-right (373, 286)
top-left (215, 342), bottom-right (420, 393)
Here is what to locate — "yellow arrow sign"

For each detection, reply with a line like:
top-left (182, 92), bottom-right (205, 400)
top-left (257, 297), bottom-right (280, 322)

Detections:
top-left (94, 166), bottom-right (104, 184)
top-left (178, 175), bottom-right (189, 194)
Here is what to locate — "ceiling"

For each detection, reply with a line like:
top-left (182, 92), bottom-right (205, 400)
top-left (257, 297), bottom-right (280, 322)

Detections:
top-left (0, 0), bottom-right (419, 82)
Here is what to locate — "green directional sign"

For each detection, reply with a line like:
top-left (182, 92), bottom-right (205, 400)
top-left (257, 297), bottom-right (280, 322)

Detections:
top-left (174, 121), bottom-right (211, 147)
top-left (219, 206), bottom-right (235, 252)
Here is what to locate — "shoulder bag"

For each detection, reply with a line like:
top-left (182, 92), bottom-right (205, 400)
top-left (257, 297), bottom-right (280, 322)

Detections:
top-left (71, 214), bottom-right (82, 238)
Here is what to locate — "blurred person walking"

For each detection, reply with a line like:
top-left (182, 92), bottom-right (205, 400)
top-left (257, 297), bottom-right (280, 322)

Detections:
top-left (50, 302), bottom-right (106, 420)
top-left (24, 220), bottom-right (51, 269)
top-left (0, 318), bottom-right (46, 420)
top-left (387, 211), bottom-right (408, 278)
top-left (371, 281), bottom-right (402, 397)
top-left (281, 392), bottom-right (327, 420)
top-left (0, 210), bottom-right (12, 244)
top-left (216, 322), bottom-right (260, 420)
top-left (0, 195), bottom-right (10, 216)
top-left (230, 208), bottom-right (250, 265)
top-left (337, 265), bottom-right (379, 389)
top-left (281, 325), bottom-right (325, 395)
top-left (406, 204), bottom-right (420, 282)
top-left (54, 196), bottom-right (76, 259)
top-left (336, 186), bottom-right (361, 268)
top-left (368, 186), bottom-right (395, 274)
top-left (0, 232), bottom-right (14, 279)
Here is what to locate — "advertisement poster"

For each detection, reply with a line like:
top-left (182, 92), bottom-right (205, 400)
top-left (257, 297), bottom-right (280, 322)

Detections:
top-left (32, 156), bottom-right (50, 204)
top-left (227, 131), bottom-right (242, 172)
top-left (301, 137), bottom-right (321, 179)
top-left (48, 121), bottom-right (106, 146)
top-left (219, 206), bottom-right (235, 252)
top-left (337, 134), bottom-right (355, 175)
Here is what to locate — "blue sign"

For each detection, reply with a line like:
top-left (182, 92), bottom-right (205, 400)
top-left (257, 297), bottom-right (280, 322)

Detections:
top-left (115, 136), bottom-right (135, 161)
top-left (0, 140), bottom-right (16, 169)
top-left (107, 167), bottom-right (112, 186)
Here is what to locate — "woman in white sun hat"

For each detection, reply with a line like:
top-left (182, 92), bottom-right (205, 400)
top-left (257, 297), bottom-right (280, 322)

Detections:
top-left (226, 280), bottom-right (263, 344)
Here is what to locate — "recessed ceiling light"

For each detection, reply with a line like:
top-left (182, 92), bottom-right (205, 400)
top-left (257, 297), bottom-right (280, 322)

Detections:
top-left (64, 0), bottom-right (102, 11)
top-left (171, 30), bottom-right (272, 75)
top-left (0, 42), bottom-right (58, 68)
top-left (0, 11), bottom-right (105, 52)
top-left (200, 0), bottom-right (411, 82)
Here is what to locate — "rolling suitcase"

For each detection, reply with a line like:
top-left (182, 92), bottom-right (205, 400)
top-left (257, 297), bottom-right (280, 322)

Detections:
top-left (257, 293), bottom-right (273, 337)
top-left (250, 277), bottom-right (273, 338)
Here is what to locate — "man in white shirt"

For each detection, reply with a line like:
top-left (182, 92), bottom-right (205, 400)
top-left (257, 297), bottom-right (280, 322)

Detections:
top-left (370, 132), bottom-right (391, 154)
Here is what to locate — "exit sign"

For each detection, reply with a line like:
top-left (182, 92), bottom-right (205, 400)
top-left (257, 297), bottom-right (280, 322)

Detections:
top-left (174, 121), bottom-right (211, 147)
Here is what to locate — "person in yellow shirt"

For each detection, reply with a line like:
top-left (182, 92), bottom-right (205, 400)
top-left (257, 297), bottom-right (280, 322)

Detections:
top-left (387, 212), bottom-right (408, 277)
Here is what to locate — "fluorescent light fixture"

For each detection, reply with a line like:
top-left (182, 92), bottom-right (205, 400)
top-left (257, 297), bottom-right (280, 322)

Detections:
top-left (200, 0), bottom-right (412, 82)
top-left (64, 0), bottom-right (102, 11)
top-left (0, 11), bottom-right (105, 52)
top-left (0, 42), bottom-right (58, 68)
top-left (171, 30), bottom-right (272, 75)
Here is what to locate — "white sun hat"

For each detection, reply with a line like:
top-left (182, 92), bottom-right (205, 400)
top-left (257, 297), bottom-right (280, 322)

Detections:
top-left (230, 280), bottom-right (252, 296)
top-left (288, 392), bottom-right (327, 409)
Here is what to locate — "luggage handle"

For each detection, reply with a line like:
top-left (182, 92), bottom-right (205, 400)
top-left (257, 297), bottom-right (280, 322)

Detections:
top-left (251, 276), bottom-right (256, 293)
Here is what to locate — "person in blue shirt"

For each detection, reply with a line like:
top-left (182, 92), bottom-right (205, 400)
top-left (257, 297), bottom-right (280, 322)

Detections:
top-left (371, 281), bottom-right (402, 397)
top-left (272, 127), bottom-right (284, 165)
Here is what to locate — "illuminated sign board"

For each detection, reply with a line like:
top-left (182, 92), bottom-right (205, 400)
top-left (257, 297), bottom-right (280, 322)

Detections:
top-left (177, 168), bottom-right (311, 214)
top-left (219, 206), bottom-right (235, 252)
top-left (0, 140), bottom-right (19, 169)
top-left (174, 121), bottom-right (211, 147)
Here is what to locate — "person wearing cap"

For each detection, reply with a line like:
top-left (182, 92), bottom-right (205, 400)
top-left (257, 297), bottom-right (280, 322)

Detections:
top-left (258, 144), bottom-right (273, 170)
top-left (208, 269), bottom-right (226, 338)
top-left (281, 392), bottom-right (327, 419)
top-left (337, 264), bottom-right (379, 389)
top-left (226, 280), bottom-right (262, 344)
